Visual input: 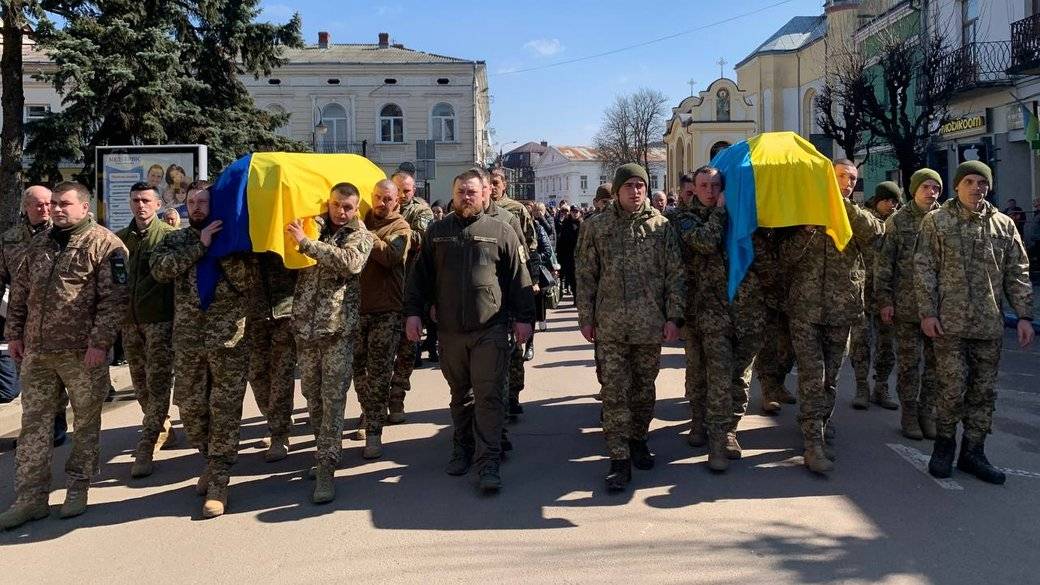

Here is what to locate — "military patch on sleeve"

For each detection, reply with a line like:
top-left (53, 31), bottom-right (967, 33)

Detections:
top-left (110, 251), bottom-right (128, 285)
top-left (680, 218), bottom-right (694, 231)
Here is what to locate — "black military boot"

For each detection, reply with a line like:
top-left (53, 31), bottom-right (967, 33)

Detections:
top-left (605, 459), bottom-right (632, 492)
top-left (629, 439), bottom-right (655, 470)
top-left (478, 461), bottom-right (502, 493)
top-left (928, 436), bottom-right (957, 478)
top-left (445, 446), bottom-right (473, 476)
top-left (957, 436), bottom-right (1006, 485)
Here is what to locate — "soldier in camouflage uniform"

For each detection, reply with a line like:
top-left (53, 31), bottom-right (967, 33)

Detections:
top-left (0, 186), bottom-right (69, 443)
top-left (917, 161), bottom-right (1034, 485)
top-left (754, 227), bottom-right (796, 414)
top-left (354, 180), bottom-right (410, 460)
top-left (0, 182), bottom-right (128, 529)
top-left (150, 182), bottom-right (259, 519)
top-left (115, 182), bottom-right (177, 479)
top-left (248, 252), bottom-right (297, 462)
top-left (490, 168), bottom-right (541, 418)
top-left (782, 160), bottom-right (884, 474)
top-left (672, 167), bottom-right (765, 472)
top-left (388, 171), bottom-right (432, 422)
top-left (288, 182), bottom-right (373, 504)
top-left (876, 169), bottom-right (941, 440)
top-left (576, 163), bottom-right (685, 492)
top-left (404, 169), bottom-right (534, 494)
top-left (848, 182), bottom-right (900, 410)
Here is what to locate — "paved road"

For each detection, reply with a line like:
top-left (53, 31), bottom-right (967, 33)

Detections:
top-left (1, 299), bottom-right (1039, 585)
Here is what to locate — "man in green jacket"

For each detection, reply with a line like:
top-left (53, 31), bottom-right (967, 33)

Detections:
top-left (576, 163), bottom-right (685, 491)
top-left (917, 161), bottom-right (1034, 484)
top-left (116, 182), bottom-right (177, 479)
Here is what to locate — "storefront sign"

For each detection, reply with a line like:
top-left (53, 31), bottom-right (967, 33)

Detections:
top-left (939, 114), bottom-right (987, 138)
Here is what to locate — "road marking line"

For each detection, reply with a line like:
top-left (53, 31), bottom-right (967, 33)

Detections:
top-left (886, 443), bottom-right (964, 490)
top-left (1000, 467), bottom-right (1040, 479)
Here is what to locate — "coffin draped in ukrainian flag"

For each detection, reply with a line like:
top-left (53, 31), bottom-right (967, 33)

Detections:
top-left (199, 152), bottom-right (386, 309)
top-left (709, 131), bottom-right (853, 300)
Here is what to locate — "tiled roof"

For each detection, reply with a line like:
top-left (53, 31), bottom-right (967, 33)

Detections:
top-left (279, 44), bottom-right (480, 65)
top-left (506, 141), bottom-right (549, 155)
top-left (555, 146), bottom-right (601, 161)
top-left (736, 15), bottom-right (827, 68)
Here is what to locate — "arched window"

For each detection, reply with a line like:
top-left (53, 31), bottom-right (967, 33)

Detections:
top-left (320, 103), bottom-right (348, 149)
top-left (710, 140), bottom-right (731, 161)
top-left (430, 102), bottom-right (456, 142)
top-left (716, 88), bottom-right (731, 122)
top-left (379, 103), bottom-right (404, 143)
top-left (267, 104), bottom-right (290, 138)
top-left (675, 140), bottom-right (685, 175)
top-left (802, 88), bottom-right (818, 137)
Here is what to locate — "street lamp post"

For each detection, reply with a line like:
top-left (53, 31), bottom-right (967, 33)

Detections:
top-left (312, 102), bottom-right (329, 151)
top-left (496, 140), bottom-right (519, 198)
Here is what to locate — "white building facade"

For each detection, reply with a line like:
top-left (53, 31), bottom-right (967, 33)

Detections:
top-left (534, 145), bottom-right (665, 207)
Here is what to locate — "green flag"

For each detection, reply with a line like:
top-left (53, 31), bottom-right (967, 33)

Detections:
top-left (1025, 104), bottom-right (1040, 151)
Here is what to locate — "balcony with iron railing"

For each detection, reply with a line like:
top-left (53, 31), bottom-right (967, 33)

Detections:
top-left (934, 41), bottom-right (1015, 97)
top-left (313, 140), bottom-right (367, 156)
top-left (1010, 12), bottom-right (1040, 75)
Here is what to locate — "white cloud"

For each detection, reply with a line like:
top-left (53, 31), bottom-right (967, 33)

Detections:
top-left (260, 3), bottom-right (295, 21)
top-left (524, 38), bottom-right (564, 57)
top-left (374, 4), bottom-right (404, 17)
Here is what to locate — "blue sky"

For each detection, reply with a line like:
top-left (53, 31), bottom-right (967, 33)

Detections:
top-left (260, 0), bottom-right (824, 151)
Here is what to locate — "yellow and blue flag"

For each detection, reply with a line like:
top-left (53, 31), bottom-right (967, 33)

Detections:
top-left (199, 152), bottom-right (386, 308)
top-left (710, 131), bottom-right (852, 300)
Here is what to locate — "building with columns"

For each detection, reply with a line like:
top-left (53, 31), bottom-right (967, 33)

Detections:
top-left (663, 78), bottom-right (755, 193)
top-left (534, 145), bottom-right (666, 207)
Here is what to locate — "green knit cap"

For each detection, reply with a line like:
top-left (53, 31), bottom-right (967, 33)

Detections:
top-left (872, 181), bottom-right (903, 205)
top-left (953, 160), bottom-right (992, 189)
top-left (611, 163), bottom-right (649, 196)
top-left (909, 168), bottom-right (942, 197)
top-left (594, 183), bottom-right (612, 201)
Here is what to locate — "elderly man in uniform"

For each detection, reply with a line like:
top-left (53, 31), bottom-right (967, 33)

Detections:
top-left (288, 182), bottom-right (373, 503)
top-left (673, 167), bottom-right (764, 471)
top-left (849, 181), bottom-right (900, 410)
top-left (782, 159), bottom-right (884, 474)
top-left (917, 161), bottom-right (1034, 484)
top-left (0, 186), bottom-right (68, 445)
top-left (876, 169), bottom-right (942, 439)
top-left (354, 180), bottom-right (410, 460)
top-left (116, 182), bottom-right (178, 478)
top-left (387, 170), bottom-right (433, 423)
top-left (405, 169), bottom-right (534, 494)
top-left (576, 163), bottom-right (684, 491)
top-left (489, 168), bottom-right (541, 419)
top-left (151, 181), bottom-right (259, 518)
top-left (247, 251), bottom-right (297, 462)
top-left (0, 181), bottom-right (127, 529)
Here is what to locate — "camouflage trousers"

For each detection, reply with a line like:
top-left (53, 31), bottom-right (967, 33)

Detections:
top-left (789, 318), bottom-right (849, 439)
top-left (122, 322), bottom-right (174, 445)
top-left (298, 333), bottom-right (354, 466)
top-left (389, 321), bottom-right (417, 408)
top-left (439, 325), bottom-right (510, 466)
top-left (683, 325), bottom-right (706, 406)
top-left (894, 321), bottom-right (938, 411)
top-left (173, 348), bottom-right (250, 488)
top-left (14, 350), bottom-right (109, 505)
top-left (696, 323), bottom-right (761, 437)
top-left (849, 312), bottom-right (895, 389)
top-left (354, 312), bottom-right (402, 436)
top-left (508, 340), bottom-right (525, 401)
top-left (932, 336), bottom-right (1002, 443)
top-left (247, 316), bottom-right (297, 440)
top-left (756, 307), bottom-right (794, 397)
top-left (598, 342), bottom-right (661, 460)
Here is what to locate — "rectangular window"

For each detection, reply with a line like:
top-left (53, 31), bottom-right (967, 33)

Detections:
top-left (381, 118), bottom-right (403, 143)
top-left (24, 105), bottom-right (50, 123)
top-left (580, 175), bottom-right (588, 190)
top-left (961, 0), bottom-right (978, 46)
top-left (651, 174), bottom-right (659, 190)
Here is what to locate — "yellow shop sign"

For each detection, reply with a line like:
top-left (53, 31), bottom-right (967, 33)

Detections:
top-left (940, 115), bottom-right (986, 137)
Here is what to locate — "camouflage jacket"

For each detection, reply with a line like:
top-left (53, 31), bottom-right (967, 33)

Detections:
top-left (860, 206), bottom-right (888, 313)
top-left (576, 200), bottom-right (685, 344)
top-left (483, 200), bottom-right (528, 263)
top-left (782, 198), bottom-right (885, 326)
top-left (150, 226), bottom-right (259, 350)
top-left (0, 219), bottom-right (49, 292)
top-left (360, 211), bottom-right (411, 314)
top-left (754, 228), bottom-right (788, 311)
top-left (292, 215), bottom-right (373, 342)
top-left (875, 201), bottom-right (939, 324)
top-left (491, 196), bottom-right (540, 276)
top-left (116, 217), bottom-right (176, 325)
top-left (254, 252), bottom-right (297, 321)
top-left (400, 196), bottom-right (434, 263)
top-left (6, 218), bottom-right (128, 352)
top-left (914, 198), bottom-right (1033, 339)
top-left (672, 200), bottom-right (764, 335)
